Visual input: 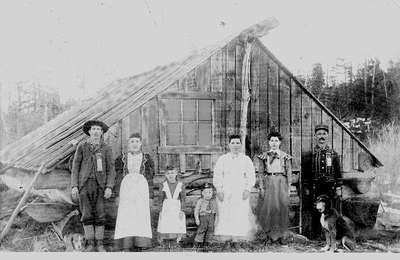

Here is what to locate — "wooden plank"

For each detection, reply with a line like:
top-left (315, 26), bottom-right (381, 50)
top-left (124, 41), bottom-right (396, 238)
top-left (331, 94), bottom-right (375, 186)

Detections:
top-left (235, 43), bottom-right (244, 132)
top-left (291, 80), bottom-right (302, 171)
top-left (162, 81), bottom-right (179, 93)
top-left (268, 60), bottom-right (279, 132)
top-left (250, 46), bottom-right (261, 155)
top-left (301, 93), bottom-right (313, 154)
top-left (352, 140), bottom-right (360, 170)
top-left (210, 49), bottom-right (224, 92)
top-left (213, 93), bottom-right (223, 147)
top-left (0, 164), bottom-right (45, 242)
top-left (160, 91), bottom-right (222, 100)
top-left (128, 108), bottom-right (141, 137)
top-left (195, 58), bottom-right (211, 92)
top-left (311, 101), bottom-right (322, 148)
top-left (147, 98), bottom-right (159, 147)
top-left (158, 145), bottom-right (223, 154)
top-left (158, 100), bottom-right (167, 147)
top-left (321, 110), bottom-right (333, 148)
top-left (212, 47), bottom-right (225, 146)
top-left (159, 153), bottom-right (180, 173)
top-left (225, 42), bottom-right (237, 142)
top-left (103, 121), bottom-right (122, 159)
top-left (179, 69), bottom-right (196, 91)
top-left (179, 153), bottom-right (186, 173)
top-left (342, 131), bottom-right (352, 172)
top-left (332, 120), bottom-right (343, 170)
top-left (121, 116), bottom-right (129, 152)
top-left (258, 50), bottom-right (269, 152)
top-left (200, 154), bottom-right (212, 171)
top-left (186, 154), bottom-right (200, 172)
top-left (279, 71), bottom-right (291, 152)
top-left (141, 102), bottom-right (151, 147)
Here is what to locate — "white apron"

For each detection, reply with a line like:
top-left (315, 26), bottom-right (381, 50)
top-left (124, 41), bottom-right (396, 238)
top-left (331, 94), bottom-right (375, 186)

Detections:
top-left (157, 182), bottom-right (186, 234)
top-left (114, 173), bottom-right (152, 239)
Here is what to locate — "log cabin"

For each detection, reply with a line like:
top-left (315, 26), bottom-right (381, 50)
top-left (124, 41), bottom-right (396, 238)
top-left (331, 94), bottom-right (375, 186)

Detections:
top-left (0, 19), bottom-right (382, 241)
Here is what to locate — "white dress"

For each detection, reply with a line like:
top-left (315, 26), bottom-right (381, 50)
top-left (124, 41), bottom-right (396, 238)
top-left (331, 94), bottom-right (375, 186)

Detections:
top-left (213, 153), bottom-right (257, 239)
top-left (157, 181), bottom-right (186, 234)
top-left (114, 153), bottom-right (152, 239)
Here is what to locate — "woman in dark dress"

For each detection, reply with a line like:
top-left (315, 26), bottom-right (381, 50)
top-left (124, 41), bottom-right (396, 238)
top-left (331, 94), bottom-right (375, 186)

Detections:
top-left (254, 131), bottom-right (292, 243)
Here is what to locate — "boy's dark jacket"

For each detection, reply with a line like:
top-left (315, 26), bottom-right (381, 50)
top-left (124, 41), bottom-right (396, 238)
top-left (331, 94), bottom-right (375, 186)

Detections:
top-left (71, 141), bottom-right (116, 190)
top-left (114, 152), bottom-right (155, 199)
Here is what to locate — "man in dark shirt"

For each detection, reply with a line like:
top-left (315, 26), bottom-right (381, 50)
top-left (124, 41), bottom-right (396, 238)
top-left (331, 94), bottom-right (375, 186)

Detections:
top-left (71, 120), bottom-right (116, 251)
top-left (301, 124), bottom-right (342, 239)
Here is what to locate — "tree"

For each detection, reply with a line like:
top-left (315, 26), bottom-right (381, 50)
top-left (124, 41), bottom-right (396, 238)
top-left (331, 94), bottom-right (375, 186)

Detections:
top-left (307, 63), bottom-right (325, 98)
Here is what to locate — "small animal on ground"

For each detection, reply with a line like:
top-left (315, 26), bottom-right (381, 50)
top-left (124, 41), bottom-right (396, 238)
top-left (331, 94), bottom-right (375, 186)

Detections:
top-left (316, 195), bottom-right (356, 252)
top-left (63, 233), bottom-right (85, 252)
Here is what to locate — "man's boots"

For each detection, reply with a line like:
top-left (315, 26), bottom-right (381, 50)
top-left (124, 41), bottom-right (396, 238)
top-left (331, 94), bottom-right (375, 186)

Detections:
top-left (83, 225), bottom-right (95, 252)
top-left (95, 226), bottom-right (106, 252)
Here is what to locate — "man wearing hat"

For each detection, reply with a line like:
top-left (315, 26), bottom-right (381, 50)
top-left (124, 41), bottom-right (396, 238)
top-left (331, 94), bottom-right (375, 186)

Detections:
top-left (71, 120), bottom-right (116, 252)
top-left (301, 124), bottom-right (342, 239)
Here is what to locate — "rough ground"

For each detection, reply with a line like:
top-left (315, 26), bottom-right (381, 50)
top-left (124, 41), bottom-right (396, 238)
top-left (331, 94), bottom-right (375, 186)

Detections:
top-left (1, 213), bottom-right (400, 253)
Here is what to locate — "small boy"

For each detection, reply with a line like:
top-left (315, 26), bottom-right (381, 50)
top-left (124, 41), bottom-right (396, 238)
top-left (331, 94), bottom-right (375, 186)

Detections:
top-left (193, 183), bottom-right (218, 250)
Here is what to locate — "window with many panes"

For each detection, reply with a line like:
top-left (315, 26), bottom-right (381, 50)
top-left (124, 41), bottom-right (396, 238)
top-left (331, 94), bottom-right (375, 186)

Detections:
top-left (162, 99), bottom-right (213, 146)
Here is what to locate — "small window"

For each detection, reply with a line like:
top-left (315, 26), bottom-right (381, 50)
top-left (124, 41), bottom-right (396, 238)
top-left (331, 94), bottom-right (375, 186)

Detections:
top-left (163, 99), bottom-right (213, 146)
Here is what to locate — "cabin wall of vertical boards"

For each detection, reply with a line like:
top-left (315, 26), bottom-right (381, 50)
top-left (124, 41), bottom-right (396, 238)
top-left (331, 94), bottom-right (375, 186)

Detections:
top-left (98, 38), bottom-right (377, 228)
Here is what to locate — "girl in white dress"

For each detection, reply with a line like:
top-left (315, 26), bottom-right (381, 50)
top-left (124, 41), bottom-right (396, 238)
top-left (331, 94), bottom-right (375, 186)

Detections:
top-left (157, 166), bottom-right (186, 249)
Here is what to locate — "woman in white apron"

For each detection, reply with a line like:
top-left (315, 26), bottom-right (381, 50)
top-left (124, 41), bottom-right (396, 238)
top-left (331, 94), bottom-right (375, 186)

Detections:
top-left (114, 133), bottom-right (155, 252)
top-left (157, 166), bottom-right (186, 248)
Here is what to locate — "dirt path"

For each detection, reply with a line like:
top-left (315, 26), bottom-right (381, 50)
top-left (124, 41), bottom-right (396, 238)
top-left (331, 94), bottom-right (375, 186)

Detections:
top-left (1, 214), bottom-right (399, 252)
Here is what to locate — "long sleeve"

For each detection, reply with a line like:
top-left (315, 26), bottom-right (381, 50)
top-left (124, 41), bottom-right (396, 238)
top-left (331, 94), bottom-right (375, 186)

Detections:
top-left (179, 183), bottom-right (186, 211)
top-left (284, 155), bottom-right (293, 184)
top-left (158, 183), bottom-right (166, 205)
top-left (244, 156), bottom-right (256, 191)
top-left (105, 146), bottom-right (116, 189)
top-left (253, 155), bottom-right (264, 189)
top-left (213, 155), bottom-right (224, 193)
top-left (71, 142), bottom-right (83, 188)
top-left (146, 154), bottom-right (155, 199)
top-left (253, 155), bottom-right (265, 174)
top-left (194, 199), bottom-right (202, 220)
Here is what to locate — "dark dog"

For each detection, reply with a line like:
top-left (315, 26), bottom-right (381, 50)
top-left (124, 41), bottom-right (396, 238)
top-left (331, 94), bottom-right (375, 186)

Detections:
top-left (316, 195), bottom-right (355, 252)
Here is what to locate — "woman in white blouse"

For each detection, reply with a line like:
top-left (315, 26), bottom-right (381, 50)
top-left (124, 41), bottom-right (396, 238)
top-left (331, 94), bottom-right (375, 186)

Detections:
top-left (254, 131), bottom-right (292, 244)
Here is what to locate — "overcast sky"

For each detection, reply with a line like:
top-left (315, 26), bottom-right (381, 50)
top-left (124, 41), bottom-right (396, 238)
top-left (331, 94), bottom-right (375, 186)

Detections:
top-left (1, 0), bottom-right (400, 106)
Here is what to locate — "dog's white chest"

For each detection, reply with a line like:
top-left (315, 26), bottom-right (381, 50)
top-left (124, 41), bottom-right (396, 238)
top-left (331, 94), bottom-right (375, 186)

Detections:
top-left (320, 213), bottom-right (329, 230)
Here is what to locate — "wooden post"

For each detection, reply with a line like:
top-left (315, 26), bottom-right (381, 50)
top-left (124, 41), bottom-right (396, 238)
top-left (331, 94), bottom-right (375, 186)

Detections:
top-left (0, 163), bottom-right (46, 243)
top-left (240, 42), bottom-right (254, 153)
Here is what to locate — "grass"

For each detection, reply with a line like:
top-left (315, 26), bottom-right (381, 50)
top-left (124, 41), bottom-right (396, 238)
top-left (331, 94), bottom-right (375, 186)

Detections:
top-left (368, 122), bottom-right (400, 195)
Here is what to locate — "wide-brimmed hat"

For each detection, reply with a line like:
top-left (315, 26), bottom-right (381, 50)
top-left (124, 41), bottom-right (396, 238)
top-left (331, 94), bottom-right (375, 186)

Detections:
top-left (202, 182), bottom-right (215, 190)
top-left (82, 120), bottom-right (109, 136)
top-left (314, 124), bottom-right (329, 133)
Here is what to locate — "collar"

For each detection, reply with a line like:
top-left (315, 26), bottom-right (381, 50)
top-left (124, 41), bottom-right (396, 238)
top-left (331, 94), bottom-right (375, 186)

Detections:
top-left (229, 152), bottom-right (242, 159)
top-left (267, 149), bottom-right (280, 156)
top-left (128, 151), bottom-right (142, 156)
top-left (314, 145), bottom-right (330, 152)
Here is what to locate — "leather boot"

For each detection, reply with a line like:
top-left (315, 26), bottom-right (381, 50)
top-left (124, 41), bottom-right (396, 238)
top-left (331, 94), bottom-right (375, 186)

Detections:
top-left (95, 225), bottom-right (106, 252)
top-left (83, 225), bottom-right (95, 252)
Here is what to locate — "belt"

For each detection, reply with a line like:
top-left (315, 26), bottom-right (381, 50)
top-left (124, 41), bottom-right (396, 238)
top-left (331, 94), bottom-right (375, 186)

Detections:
top-left (199, 212), bottom-right (216, 216)
top-left (265, 172), bottom-right (285, 176)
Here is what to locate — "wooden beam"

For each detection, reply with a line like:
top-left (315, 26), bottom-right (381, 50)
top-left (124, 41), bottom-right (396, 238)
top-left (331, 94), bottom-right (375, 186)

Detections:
top-left (157, 146), bottom-right (223, 154)
top-left (159, 92), bottom-right (222, 100)
top-left (0, 163), bottom-right (46, 243)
